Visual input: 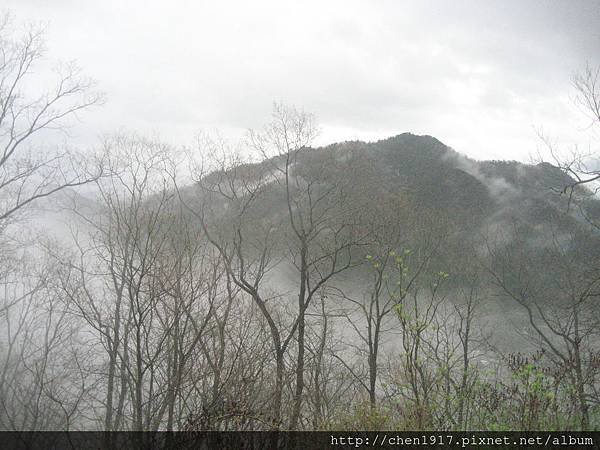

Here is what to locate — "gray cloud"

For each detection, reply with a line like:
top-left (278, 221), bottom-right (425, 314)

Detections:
top-left (5, 0), bottom-right (599, 161)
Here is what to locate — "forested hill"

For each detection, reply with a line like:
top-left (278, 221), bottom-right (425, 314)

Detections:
top-left (195, 131), bottom-right (596, 240)
top-left (323, 133), bottom-right (587, 229)
top-left (184, 130), bottom-right (600, 307)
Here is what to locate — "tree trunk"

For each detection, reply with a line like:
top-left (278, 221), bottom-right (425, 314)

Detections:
top-left (273, 350), bottom-right (285, 428)
top-left (290, 245), bottom-right (308, 430)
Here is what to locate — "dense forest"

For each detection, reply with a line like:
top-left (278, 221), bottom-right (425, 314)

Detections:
top-left (1, 12), bottom-right (600, 433)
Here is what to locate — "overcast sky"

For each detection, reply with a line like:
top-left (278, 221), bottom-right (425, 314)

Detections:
top-left (5, 0), bottom-right (600, 161)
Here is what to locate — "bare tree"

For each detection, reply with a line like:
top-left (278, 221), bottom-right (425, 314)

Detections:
top-left (540, 64), bottom-right (600, 211)
top-left (178, 105), bottom-right (368, 429)
top-left (304, 291), bottom-right (362, 429)
top-left (0, 12), bottom-right (103, 232)
top-left (56, 135), bottom-right (180, 431)
top-left (249, 104), bottom-right (369, 429)
top-left (451, 272), bottom-right (487, 430)
top-left (0, 249), bottom-right (91, 431)
top-left (337, 244), bottom-right (438, 410)
top-left (0, 12), bottom-right (104, 432)
top-left (485, 220), bottom-right (600, 430)
top-left (177, 141), bottom-right (290, 427)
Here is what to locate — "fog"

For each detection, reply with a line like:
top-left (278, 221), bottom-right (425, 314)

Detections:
top-left (1, 2), bottom-right (600, 436)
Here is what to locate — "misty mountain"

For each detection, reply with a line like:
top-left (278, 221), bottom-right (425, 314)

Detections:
top-left (191, 132), bottom-right (598, 251)
top-left (327, 133), bottom-right (588, 229)
top-left (16, 130), bottom-right (600, 432)
top-left (177, 131), bottom-right (600, 319)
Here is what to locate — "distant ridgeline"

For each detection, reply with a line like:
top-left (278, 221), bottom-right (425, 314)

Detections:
top-left (228, 131), bottom-right (600, 238)
top-left (327, 133), bottom-right (593, 230)
top-left (186, 131), bottom-right (600, 295)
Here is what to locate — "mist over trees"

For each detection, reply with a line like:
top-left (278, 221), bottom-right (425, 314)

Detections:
top-left (1, 12), bottom-right (600, 432)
